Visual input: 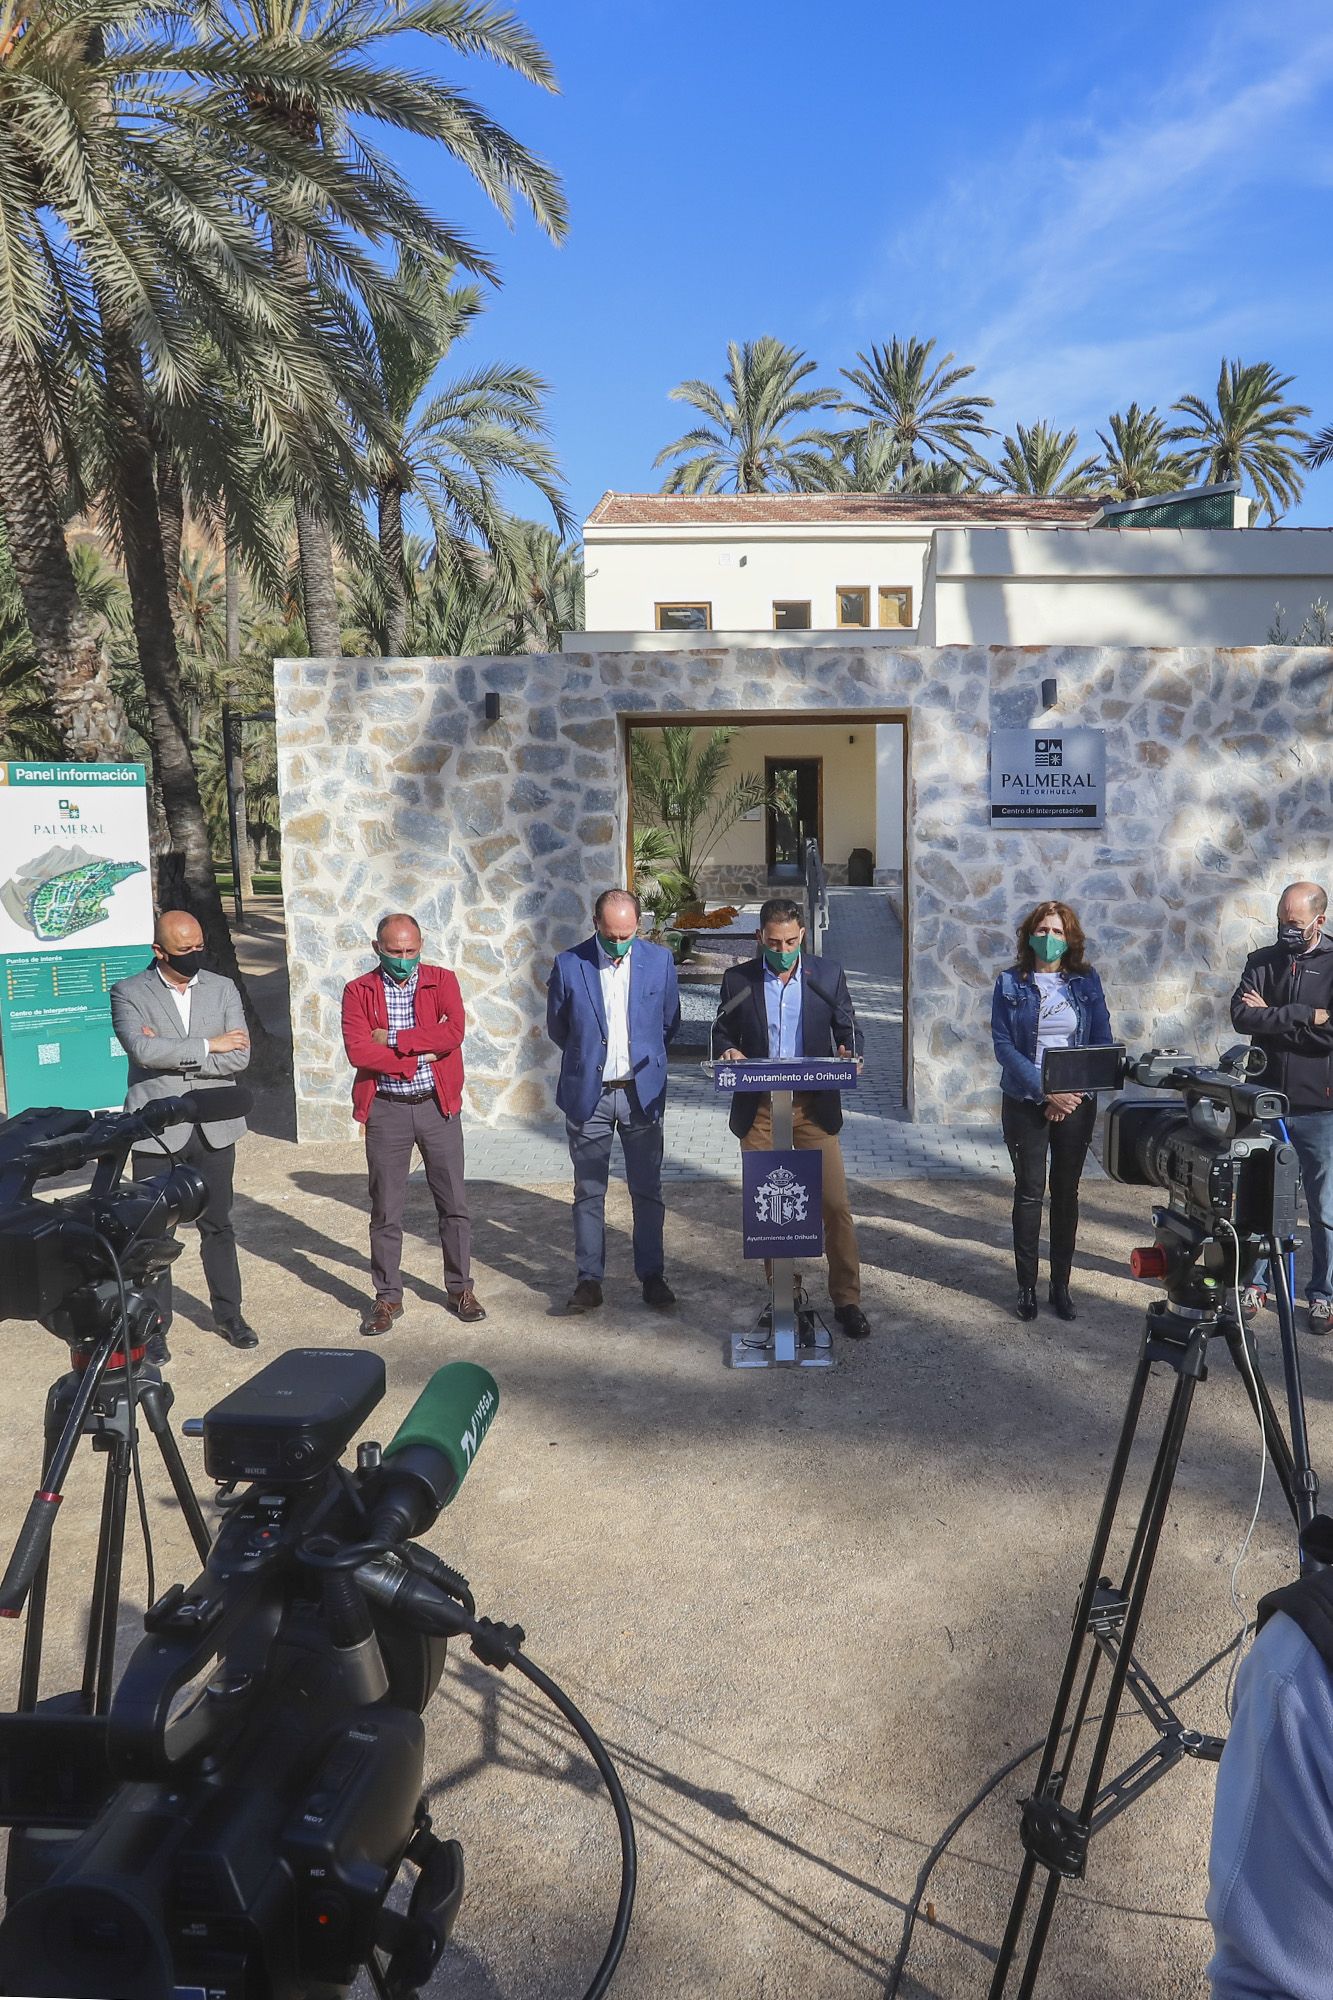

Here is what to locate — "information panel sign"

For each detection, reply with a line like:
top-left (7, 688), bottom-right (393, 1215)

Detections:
top-left (741, 1147), bottom-right (824, 1260)
top-left (0, 764), bottom-right (153, 1112)
top-left (989, 728), bottom-right (1106, 828)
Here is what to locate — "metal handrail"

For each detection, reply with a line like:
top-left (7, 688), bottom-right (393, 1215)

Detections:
top-left (803, 837), bottom-right (829, 948)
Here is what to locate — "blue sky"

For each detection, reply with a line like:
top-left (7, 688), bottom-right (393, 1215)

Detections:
top-left (389, 0), bottom-right (1333, 531)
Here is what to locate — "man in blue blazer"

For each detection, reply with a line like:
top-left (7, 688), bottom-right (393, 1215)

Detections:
top-left (546, 888), bottom-right (682, 1314)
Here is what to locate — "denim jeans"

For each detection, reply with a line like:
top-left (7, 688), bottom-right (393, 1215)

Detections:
top-left (566, 1083), bottom-right (665, 1284)
top-left (1253, 1111), bottom-right (1333, 1303)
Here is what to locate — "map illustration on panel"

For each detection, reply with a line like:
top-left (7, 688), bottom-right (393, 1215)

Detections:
top-left (0, 845), bottom-right (147, 942)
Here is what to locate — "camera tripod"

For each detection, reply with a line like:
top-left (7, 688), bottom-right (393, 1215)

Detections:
top-left (988, 1223), bottom-right (1318, 1999)
top-left (4, 1308), bottom-right (212, 1721)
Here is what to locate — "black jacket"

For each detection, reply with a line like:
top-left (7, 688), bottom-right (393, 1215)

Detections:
top-left (712, 954), bottom-right (860, 1137)
top-left (1230, 937), bottom-right (1333, 1115)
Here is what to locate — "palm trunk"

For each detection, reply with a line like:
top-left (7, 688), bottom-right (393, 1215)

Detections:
top-left (223, 532), bottom-right (255, 898)
top-left (0, 348), bottom-right (124, 761)
top-left (101, 317), bottom-right (267, 1047)
top-left (157, 447), bottom-right (185, 595)
top-left (295, 501), bottom-right (341, 656)
top-left (377, 480), bottom-right (408, 655)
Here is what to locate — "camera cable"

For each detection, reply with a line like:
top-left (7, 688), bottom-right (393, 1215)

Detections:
top-left (1216, 1219), bottom-right (1270, 1719)
top-left (881, 1630), bottom-right (1254, 1998)
top-left (356, 1559), bottom-right (636, 2000)
top-left (93, 1232), bottom-right (157, 1613)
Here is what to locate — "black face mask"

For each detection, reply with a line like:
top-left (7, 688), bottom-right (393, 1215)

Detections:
top-left (162, 947), bottom-right (205, 978)
top-left (1277, 924), bottom-right (1313, 954)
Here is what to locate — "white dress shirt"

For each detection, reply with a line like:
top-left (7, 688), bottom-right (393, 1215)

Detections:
top-left (157, 966), bottom-right (197, 1031)
top-left (600, 945), bottom-right (633, 1083)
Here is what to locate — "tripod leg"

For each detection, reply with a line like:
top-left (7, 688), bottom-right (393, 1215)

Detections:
top-left (1222, 1318), bottom-right (1305, 1529)
top-left (16, 1384), bottom-right (72, 1710)
top-left (989, 1337), bottom-right (1156, 1998)
top-left (1266, 1244), bottom-right (1320, 1536)
top-left (81, 1441), bottom-right (131, 1714)
top-left (137, 1380), bottom-right (211, 1563)
top-left (1074, 1347), bottom-right (1202, 1829)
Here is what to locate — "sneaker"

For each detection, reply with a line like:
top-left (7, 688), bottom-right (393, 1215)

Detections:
top-left (641, 1275), bottom-right (676, 1309)
top-left (564, 1280), bottom-right (603, 1314)
top-left (1240, 1287), bottom-right (1268, 1324)
top-left (1309, 1299), bottom-right (1332, 1336)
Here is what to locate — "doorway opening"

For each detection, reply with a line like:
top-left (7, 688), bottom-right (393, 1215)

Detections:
top-left (765, 756), bottom-right (822, 880)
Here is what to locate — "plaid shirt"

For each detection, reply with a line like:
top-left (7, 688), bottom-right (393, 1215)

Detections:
top-left (376, 967), bottom-right (435, 1097)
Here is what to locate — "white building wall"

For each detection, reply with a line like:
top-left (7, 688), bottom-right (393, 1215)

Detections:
top-left (584, 525), bottom-right (930, 632)
top-left (929, 527), bottom-right (1333, 647)
top-left (875, 724), bottom-right (904, 876)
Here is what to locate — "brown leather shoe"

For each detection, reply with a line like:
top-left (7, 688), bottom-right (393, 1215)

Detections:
top-left (360, 1298), bottom-right (403, 1337)
top-left (448, 1288), bottom-right (487, 1323)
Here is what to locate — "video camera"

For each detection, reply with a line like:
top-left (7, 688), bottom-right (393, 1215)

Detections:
top-left (0, 1103), bottom-right (635, 2000)
top-left (1041, 1043), bottom-right (1299, 1306)
top-left (0, 1087), bottom-right (250, 1337)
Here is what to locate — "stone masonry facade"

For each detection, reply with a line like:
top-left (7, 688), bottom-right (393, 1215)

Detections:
top-left (274, 645), bottom-right (1332, 1141)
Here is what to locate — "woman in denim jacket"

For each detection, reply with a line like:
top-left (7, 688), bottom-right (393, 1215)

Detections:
top-left (990, 900), bottom-right (1113, 1324)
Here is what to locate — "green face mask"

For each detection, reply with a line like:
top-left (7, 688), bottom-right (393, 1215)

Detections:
top-left (1032, 933), bottom-right (1068, 965)
top-left (598, 933), bottom-right (633, 959)
top-left (377, 949), bottom-right (419, 982)
top-left (763, 945), bottom-right (801, 974)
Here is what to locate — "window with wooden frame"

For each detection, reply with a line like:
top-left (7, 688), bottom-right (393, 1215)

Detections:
top-left (878, 586), bottom-right (914, 629)
top-left (772, 600), bottom-right (812, 630)
top-left (836, 586), bottom-right (870, 628)
top-left (655, 602), bottom-right (712, 631)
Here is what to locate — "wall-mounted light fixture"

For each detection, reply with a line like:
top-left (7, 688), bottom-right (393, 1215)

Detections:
top-left (483, 691), bottom-right (501, 723)
top-left (1040, 676), bottom-right (1058, 710)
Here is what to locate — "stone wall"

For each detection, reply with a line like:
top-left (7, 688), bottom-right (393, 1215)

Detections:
top-left (274, 645), bottom-right (1331, 1141)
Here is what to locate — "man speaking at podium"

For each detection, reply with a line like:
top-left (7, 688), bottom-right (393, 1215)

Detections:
top-left (713, 898), bottom-right (869, 1339)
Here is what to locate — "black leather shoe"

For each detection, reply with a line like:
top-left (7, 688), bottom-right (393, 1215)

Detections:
top-left (1016, 1287), bottom-right (1039, 1322)
top-left (835, 1304), bottom-right (871, 1340)
top-left (143, 1331), bottom-right (170, 1366)
top-left (642, 1275), bottom-right (675, 1309)
top-left (1049, 1282), bottom-right (1077, 1322)
top-left (564, 1279), bottom-right (603, 1314)
top-left (214, 1316), bottom-right (259, 1350)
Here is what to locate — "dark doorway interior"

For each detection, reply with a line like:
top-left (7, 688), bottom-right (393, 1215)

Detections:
top-left (765, 757), bottom-right (822, 878)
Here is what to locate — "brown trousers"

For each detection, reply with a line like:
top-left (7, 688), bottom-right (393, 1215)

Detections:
top-left (364, 1093), bottom-right (472, 1302)
top-left (741, 1097), bottom-right (860, 1306)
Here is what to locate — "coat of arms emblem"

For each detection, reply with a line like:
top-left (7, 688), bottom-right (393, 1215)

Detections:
top-left (754, 1163), bottom-right (810, 1226)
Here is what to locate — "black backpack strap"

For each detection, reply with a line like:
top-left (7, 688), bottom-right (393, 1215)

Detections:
top-left (1257, 1516), bottom-right (1333, 1670)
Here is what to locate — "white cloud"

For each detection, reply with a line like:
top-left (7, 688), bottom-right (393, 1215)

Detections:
top-left (848, 2), bottom-right (1333, 451)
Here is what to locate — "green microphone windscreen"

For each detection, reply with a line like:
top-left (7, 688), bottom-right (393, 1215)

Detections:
top-left (383, 1361), bottom-right (499, 1494)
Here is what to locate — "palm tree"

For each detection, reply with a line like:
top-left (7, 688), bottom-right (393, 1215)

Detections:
top-left (994, 421), bottom-right (1103, 498)
top-left (1094, 404), bottom-right (1190, 501)
top-left (193, 0), bottom-right (568, 656)
top-left (1170, 360), bottom-right (1312, 522)
top-left (654, 337), bottom-right (842, 494)
top-left (840, 337), bottom-right (994, 477)
top-left (629, 726), bottom-right (768, 904)
top-left (507, 521), bottom-right (584, 651)
top-left (362, 256), bottom-right (569, 655)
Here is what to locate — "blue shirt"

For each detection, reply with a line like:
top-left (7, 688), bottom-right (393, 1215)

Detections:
top-left (1207, 1611), bottom-right (1333, 1999)
top-left (763, 962), bottom-right (805, 1058)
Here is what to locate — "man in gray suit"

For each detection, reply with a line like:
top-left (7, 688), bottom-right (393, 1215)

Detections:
top-left (110, 909), bottom-right (255, 1360)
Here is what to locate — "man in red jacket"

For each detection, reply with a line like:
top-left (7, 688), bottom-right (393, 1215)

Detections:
top-left (341, 912), bottom-right (485, 1335)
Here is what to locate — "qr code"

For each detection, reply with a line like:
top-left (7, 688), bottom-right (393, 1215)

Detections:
top-left (109, 1034), bottom-right (122, 1058)
top-left (37, 1042), bottom-right (60, 1066)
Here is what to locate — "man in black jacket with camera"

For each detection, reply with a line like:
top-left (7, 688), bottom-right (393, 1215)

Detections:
top-left (713, 897), bottom-right (869, 1339)
top-left (1231, 879), bottom-right (1333, 1332)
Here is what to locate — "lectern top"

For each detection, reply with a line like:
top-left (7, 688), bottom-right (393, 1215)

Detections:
top-left (712, 1058), bottom-right (860, 1094)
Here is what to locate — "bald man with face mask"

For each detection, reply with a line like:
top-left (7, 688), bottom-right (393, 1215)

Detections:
top-left (111, 910), bottom-right (254, 1361)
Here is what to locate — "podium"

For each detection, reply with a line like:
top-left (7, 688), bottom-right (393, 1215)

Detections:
top-left (712, 1057), bottom-right (859, 1371)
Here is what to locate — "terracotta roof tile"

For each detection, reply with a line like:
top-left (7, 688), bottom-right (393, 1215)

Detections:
top-left (586, 490), bottom-right (1102, 528)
